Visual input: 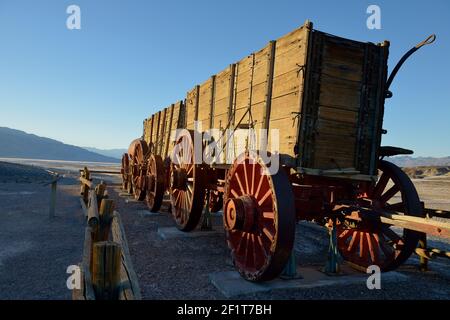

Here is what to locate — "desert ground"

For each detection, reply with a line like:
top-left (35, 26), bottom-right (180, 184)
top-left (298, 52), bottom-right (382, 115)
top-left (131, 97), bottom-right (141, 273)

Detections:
top-left (0, 158), bottom-right (449, 299)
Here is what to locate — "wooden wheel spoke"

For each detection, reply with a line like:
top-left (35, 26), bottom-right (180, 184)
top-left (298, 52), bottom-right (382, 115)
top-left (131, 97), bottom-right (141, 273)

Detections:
top-left (380, 185), bottom-right (400, 204)
top-left (372, 173), bottom-right (389, 199)
top-left (235, 172), bottom-right (246, 195)
top-left (230, 188), bottom-right (240, 199)
top-left (347, 231), bottom-right (359, 252)
top-left (381, 226), bottom-right (403, 244)
top-left (251, 163), bottom-right (256, 194)
top-left (366, 233), bottom-right (378, 264)
top-left (338, 229), bottom-right (352, 241)
top-left (243, 160), bottom-right (250, 194)
top-left (385, 202), bottom-right (405, 212)
top-left (359, 232), bottom-right (367, 259)
top-left (262, 227), bottom-right (274, 242)
top-left (376, 233), bottom-right (395, 258)
top-left (254, 172), bottom-right (265, 199)
top-left (256, 235), bottom-right (268, 258)
top-left (262, 211), bottom-right (274, 220)
top-left (258, 189), bottom-right (272, 207)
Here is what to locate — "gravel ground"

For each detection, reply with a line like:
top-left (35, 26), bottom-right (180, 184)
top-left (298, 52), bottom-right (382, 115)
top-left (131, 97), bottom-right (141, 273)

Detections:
top-left (0, 162), bottom-right (84, 299)
top-left (0, 160), bottom-right (449, 300)
top-left (108, 185), bottom-right (450, 300)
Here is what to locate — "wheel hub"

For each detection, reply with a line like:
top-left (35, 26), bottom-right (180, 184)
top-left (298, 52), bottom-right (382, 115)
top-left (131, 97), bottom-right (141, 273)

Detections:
top-left (224, 195), bottom-right (256, 232)
top-left (170, 168), bottom-right (187, 190)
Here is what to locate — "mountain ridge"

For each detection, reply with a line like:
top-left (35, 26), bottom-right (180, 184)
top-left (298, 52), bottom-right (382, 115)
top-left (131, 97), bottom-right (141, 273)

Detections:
top-left (0, 127), bottom-right (119, 163)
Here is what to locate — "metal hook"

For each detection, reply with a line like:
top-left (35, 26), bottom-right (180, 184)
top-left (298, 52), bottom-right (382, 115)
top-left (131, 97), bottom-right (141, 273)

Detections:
top-left (415, 34), bottom-right (436, 49)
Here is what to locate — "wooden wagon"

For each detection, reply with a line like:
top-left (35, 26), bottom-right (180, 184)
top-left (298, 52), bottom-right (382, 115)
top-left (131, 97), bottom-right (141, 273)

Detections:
top-left (121, 21), bottom-right (440, 281)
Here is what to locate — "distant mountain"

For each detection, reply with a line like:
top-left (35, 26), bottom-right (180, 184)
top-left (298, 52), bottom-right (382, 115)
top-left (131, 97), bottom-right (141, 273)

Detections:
top-left (0, 127), bottom-right (119, 163)
top-left (83, 147), bottom-right (126, 160)
top-left (387, 156), bottom-right (450, 167)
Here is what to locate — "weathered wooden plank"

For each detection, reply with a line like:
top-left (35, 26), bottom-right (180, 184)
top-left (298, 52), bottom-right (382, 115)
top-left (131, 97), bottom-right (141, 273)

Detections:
top-left (97, 199), bottom-right (115, 242)
top-left (92, 241), bottom-right (122, 300)
top-left (82, 226), bottom-right (93, 275)
top-left (186, 86), bottom-right (199, 130)
top-left (87, 190), bottom-right (99, 228)
top-left (197, 77), bottom-right (214, 130)
top-left (111, 212), bottom-right (142, 300)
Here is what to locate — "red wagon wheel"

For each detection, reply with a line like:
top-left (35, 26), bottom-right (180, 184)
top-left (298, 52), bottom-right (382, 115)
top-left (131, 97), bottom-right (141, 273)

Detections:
top-left (169, 130), bottom-right (206, 231)
top-left (224, 152), bottom-right (296, 281)
top-left (121, 153), bottom-right (131, 191)
top-left (146, 154), bottom-right (165, 212)
top-left (336, 160), bottom-right (424, 271)
top-left (129, 139), bottom-right (148, 201)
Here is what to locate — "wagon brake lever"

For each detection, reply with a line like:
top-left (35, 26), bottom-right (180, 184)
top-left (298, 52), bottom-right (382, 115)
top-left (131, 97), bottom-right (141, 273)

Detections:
top-left (385, 34), bottom-right (436, 98)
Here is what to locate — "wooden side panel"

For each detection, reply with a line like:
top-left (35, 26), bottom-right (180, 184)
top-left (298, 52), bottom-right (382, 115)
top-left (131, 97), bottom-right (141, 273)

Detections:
top-left (167, 101), bottom-right (184, 157)
top-left (161, 105), bottom-right (174, 158)
top-left (268, 26), bottom-right (308, 158)
top-left (250, 45), bottom-right (271, 132)
top-left (300, 31), bottom-right (389, 175)
top-left (149, 114), bottom-right (157, 153)
top-left (232, 54), bottom-right (254, 124)
top-left (197, 77), bottom-right (214, 131)
top-left (152, 111), bottom-right (162, 155)
top-left (212, 65), bottom-right (234, 131)
top-left (158, 108), bottom-right (168, 156)
top-left (143, 117), bottom-right (152, 146)
top-left (186, 86), bottom-right (199, 130)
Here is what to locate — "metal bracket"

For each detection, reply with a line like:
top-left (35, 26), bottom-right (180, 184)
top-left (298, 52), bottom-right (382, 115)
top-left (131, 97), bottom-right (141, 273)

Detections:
top-left (201, 189), bottom-right (213, 231)
top-left (322, 219), bottom-right (342, 275)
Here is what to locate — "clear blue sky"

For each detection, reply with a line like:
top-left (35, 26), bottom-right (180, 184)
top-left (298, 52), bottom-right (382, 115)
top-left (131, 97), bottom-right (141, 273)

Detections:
top-left (0, 0), bottom-right (448, 156)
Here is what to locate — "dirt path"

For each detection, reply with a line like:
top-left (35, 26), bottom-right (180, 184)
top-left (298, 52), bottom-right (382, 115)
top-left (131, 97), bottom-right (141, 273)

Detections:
top-left (0, 163), bottom-right (84, 299)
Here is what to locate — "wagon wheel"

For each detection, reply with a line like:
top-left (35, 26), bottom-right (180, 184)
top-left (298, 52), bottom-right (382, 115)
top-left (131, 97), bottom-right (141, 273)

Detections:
top-left (209, 190), bottom-right (223, 213)
top-left (224, 152), bottom-right (296, 281)
top-left (146, 154), bottom-right (165, 212)
top-left (121, 153), bottom-right (131, 191)
top-left (130, 140), bottom-right (148, 201)
top-left (336, 160), bottom-right (424, 271)
top-left (169, 130), bottom-right (206, 231)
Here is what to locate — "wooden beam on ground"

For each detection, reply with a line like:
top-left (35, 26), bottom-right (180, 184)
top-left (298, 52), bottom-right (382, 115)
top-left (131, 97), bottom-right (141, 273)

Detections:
top-left (379, 212), bottom-right (450, 239)
top-left (79, 169), bottom-right (122, 175)
top-left (92, 241), bottom-right (122, 300)
top-left (111, 211), bottom-right (142, 300)
top-left (97, 199), bottom-right (115, 242)
top-left (80, 198), bottom-right (88, 217)
top-left (87, 190), bottom-right (99, 228)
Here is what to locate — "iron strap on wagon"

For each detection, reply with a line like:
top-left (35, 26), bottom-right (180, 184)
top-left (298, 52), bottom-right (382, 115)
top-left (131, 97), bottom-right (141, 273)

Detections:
top-left (120, 20), bottom-right (447, 282)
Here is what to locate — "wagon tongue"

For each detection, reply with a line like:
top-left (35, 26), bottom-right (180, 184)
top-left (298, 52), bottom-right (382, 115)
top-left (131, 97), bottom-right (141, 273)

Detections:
top-left (385, 34), bottom-right (436, 98)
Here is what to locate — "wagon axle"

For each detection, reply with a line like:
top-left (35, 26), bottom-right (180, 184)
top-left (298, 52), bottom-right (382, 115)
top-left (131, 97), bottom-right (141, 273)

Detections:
top-left (224, 195), bottom-right (257, 232)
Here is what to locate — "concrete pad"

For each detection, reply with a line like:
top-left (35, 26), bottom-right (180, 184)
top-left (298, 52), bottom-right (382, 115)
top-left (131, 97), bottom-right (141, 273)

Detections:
top-left (209, 267), bottom-right (409, 298)
top-left (118, 192), bottom-right (131, 197)
top-left (138, 210), bottom-right (161, 217)
top-left (158, 227), bottom-right (223, 240)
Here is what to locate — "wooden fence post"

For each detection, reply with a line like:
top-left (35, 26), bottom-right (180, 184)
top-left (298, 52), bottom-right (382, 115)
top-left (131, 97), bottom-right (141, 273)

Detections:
top-left (95, 181), bottom-right (107, 208)
top-left (92, 241), bottom-right (122, 300)
top-left (98, 199), bottom-right (115, 241)
top-left (82, 167), bottom-right (91, 204)
top-left (87, 190), bottom-right (99, 229)
top-left (49, 178), bottom-right (58, 218)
